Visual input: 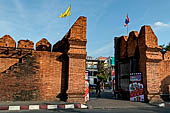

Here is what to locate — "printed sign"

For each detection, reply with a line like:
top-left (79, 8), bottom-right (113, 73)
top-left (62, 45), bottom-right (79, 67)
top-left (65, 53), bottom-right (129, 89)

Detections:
top-left (130, 73), bottom-right (142, 81)
top-left (129, 72), bottom-right (144, 102)
top-left (112, 70), bottom-right (115, 93)
top-left (85, 71), bottom-right (89, 102)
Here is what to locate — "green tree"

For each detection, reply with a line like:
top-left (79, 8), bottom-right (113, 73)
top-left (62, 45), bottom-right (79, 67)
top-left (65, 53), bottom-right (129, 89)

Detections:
top-left (165, 42), bottom-right (170, 51)
top-left (159, 42), bottom-right (170, 51)
top-left (159, 44), bottom-right (165, 49)
top-left (97, 61), bottom-right (111, 81)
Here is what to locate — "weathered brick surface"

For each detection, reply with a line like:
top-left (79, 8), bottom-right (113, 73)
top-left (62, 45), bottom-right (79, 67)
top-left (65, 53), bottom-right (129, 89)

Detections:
top-left (159, 60), bottom-right (170, 101)
top-left (119, 36), bottom-right (128, 59)
top-left (67, 57), bottom-right (86, 103)
top-left (53, 16), bottom-right (87, 103)
top-left (36, 38), bottom-right (51, 51)
top-left (34, 51), bottom-right (63, 100)
top-left (0, 52), bottom-right (41, 101)
top-left (0, 51), bottom-right (62, 101)
top-left (115, 25), bottom-right (170, 103)
top-left (164, 51), bottom-right (170, 60)
top-left (0, 35), bottom-right (16, 48)
top-left (0, 16), bottom-right (87, 103)
top-left (138, 27), bottom-right (147, 99)
top-left (17, 40), bottom-right (34, 49)
top-left (0, 58), bottom-right (19, 73)
top-left (139, 25), bottom-right (158, 48)
top-left (127, 31), bottom-right (138, 57)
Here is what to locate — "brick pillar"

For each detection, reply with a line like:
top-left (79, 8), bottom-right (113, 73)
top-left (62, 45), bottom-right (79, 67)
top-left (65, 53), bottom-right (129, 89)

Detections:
top-left (66, 39), bottom-right (87, 103)
top-left (138, 25), bottom-right (163, 103)
top-left (66, 16), bottom-right (87, 103)
top-left (67, 51), bottom-right (86, 103)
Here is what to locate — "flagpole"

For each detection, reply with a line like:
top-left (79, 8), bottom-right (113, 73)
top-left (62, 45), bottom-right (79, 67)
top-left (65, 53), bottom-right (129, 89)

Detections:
top-left (127, 25), bottom-right (128, 36)
top-left (69, 4), bottom-right (71, 27)
top-left (69, 14), bottom-right (71, 27)
top-left (69, 0), bottom-right (71, 27)
top-left (124, 13), bottom-right (129, 36)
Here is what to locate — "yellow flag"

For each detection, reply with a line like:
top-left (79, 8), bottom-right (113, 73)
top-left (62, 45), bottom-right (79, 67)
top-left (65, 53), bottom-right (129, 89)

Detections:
top-left (59, 5), bottom-right (71, 18)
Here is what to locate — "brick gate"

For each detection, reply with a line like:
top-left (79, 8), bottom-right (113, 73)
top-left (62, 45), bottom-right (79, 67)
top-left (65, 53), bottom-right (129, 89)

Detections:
top-left (115, 25), bottom-right (170, 103)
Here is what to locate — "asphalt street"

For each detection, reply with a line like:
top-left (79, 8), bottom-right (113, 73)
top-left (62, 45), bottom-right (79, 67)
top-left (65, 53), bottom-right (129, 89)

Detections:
top-left (0, 107), bottom-right (170, 113)
top-left (0, 88), bottom-right (170, 113)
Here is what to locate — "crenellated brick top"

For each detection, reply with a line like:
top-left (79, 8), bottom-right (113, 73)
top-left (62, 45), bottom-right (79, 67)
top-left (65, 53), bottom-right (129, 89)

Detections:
top-left (0, 35), bottom-right (51, 51)
top-left (0, 35), bottom-right (16, 48)
top-left (138, 25), bottom-right (159, 48)
top-left (115, 25), bottom-right (166, 59)
top-left (0, 16), bottom-right (87, 54)
top-left (36, 38), bottom-right (51, 51)
top-left (18, 40), bottom-right (34, 49)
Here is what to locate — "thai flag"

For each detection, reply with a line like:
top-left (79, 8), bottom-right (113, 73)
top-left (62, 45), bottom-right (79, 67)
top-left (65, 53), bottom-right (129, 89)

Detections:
top-left (124, 14), bottom-right (130, 27)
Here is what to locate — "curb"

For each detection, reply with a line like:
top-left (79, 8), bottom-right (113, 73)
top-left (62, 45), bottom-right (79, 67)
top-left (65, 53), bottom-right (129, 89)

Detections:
top-left (87, 106), bottom-right (156, 109)
top-left (149, 102), bottom-right (170, 108)
top-left (0, 103), bottom-right (88, 111)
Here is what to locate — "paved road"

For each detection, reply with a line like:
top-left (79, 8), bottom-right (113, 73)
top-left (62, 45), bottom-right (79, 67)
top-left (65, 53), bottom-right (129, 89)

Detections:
top-left (0, 108), bottom-right (170, 113)
top-left (87, 88), bottom-right (155, 109)
top-left (0, 88), bottom-right (170, 113)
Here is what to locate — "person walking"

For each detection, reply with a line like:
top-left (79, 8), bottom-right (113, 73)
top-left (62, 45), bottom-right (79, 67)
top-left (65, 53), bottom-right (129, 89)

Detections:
top-left (96, 79), bottom-right (101, 97)
top-left (101, 79), bottom-right (105, 92)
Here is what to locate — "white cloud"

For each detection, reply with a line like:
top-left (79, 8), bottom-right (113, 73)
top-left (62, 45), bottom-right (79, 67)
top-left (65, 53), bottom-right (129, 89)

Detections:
top-left (154, 21), bottom-right (170, 28)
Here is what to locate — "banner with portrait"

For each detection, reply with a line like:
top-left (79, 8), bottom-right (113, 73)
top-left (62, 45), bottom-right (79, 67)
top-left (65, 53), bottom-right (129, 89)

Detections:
top-left (129, 73), bottom-right (144, 102)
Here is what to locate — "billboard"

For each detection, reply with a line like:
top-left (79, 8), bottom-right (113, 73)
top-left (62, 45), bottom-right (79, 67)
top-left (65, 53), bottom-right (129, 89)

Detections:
top-left (129, 73), bottom-right (144, 102)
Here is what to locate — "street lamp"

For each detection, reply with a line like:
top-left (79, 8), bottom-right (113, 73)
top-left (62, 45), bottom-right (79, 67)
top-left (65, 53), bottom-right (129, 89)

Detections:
top-left (91, 62), bottom-right (94, 76)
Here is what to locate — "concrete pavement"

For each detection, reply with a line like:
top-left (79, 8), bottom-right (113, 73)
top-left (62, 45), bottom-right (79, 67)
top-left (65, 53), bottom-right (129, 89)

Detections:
top-left (87, 88), bottom-right (163, 109)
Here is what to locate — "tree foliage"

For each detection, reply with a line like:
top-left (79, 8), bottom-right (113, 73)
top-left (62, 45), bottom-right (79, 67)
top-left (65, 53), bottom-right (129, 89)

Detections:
top-left (160, 42), bottom-right (170, 51)
top-left (166, 42), bottom-right (170, 51)
top-left (96, 61), bottom-right (111, 81)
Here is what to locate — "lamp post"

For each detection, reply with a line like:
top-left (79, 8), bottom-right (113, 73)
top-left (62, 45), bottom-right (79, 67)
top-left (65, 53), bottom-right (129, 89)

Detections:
top-left (91, 62), bottom-right (94, 76)
top-left (160, 48), bottom-right (166, 60)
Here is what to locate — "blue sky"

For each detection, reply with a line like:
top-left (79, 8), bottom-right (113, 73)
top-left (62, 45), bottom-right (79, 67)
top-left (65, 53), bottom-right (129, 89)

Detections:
top-left (0, 0), bottom-right (170, 57)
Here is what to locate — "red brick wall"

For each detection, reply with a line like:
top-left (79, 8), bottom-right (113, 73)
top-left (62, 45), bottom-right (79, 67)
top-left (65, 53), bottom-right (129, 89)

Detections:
top-left (0, 52), bottom-right (41, 101)
top-left (0, 16), bottom-right (87, 103)
top-left (119, 36), bottom-right (128, 59)
top-left (0, 51), bottom-right (62, 101)
top-left (127, 31), bottom-right (138, 57)
top-left (159, 51), bottom-right (170, 100)
top-left (34, 51), bottom-right (63, 100)
top-left (0, 58), bottom-right (19, 73)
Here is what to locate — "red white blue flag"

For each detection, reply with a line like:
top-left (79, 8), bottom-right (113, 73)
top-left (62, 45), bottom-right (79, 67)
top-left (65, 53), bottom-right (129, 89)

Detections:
top-left (124, 14), bottom-right (130, 27)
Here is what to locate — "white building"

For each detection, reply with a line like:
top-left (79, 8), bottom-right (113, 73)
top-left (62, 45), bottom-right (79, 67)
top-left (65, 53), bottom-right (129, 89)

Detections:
top-left (86, 56), bottom-right (98, 85)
